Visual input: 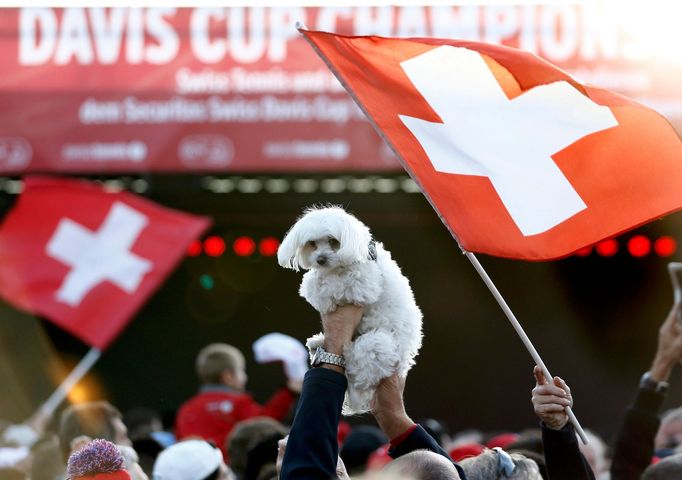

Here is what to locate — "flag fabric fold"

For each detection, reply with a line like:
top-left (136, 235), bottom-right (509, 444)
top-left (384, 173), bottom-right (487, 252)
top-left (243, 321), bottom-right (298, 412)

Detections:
top-left (301, 29), bottom-right (682, 260)
top-left (0, 176), bottom-right (211, 349)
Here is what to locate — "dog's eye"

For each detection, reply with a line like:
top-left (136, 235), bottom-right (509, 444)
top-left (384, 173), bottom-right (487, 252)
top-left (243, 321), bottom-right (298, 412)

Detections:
top-left (328, 238), bottom-right (340, 250)
top-left (306, 240), bottom-right (316, 248)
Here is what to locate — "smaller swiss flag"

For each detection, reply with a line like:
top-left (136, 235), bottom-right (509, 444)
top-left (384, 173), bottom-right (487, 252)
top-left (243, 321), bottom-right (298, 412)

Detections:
top-left (0, 176), bottom-right (210, 349)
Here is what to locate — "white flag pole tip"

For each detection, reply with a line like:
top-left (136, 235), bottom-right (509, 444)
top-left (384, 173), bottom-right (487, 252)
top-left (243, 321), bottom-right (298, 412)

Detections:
top-left (295, 22), bottom-right (308, 32)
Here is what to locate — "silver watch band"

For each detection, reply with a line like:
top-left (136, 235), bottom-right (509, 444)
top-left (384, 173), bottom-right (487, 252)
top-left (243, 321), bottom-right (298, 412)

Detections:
top-left (312, 346), bottom-right (346, 368)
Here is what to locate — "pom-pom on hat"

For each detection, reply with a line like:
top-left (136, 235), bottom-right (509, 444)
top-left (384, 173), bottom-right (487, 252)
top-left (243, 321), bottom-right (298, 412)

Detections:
top-left (67, 439), bottom-right (131, 480)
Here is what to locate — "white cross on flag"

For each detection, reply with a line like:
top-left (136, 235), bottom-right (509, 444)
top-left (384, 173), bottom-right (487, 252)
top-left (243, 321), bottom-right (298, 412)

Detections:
top-left (302, 29), bottom-right (682, 260)
top-left (0, 177), bottom-right (210, 349)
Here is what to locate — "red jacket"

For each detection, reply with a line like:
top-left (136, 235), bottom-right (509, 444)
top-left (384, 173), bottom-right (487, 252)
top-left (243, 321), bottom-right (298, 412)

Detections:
top-left (175, 385), bottom-right (295, 456)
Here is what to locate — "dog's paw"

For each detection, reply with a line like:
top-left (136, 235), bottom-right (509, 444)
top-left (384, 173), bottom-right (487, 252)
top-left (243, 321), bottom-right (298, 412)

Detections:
top-left (305, 333), bottom-right (325, 361)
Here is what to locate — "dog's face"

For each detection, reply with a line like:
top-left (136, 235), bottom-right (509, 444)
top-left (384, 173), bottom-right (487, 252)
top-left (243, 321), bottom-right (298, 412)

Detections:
top-left (300, 235), bottom-right (342, 270)
top-left (278, 206), bottom-right (372, 271)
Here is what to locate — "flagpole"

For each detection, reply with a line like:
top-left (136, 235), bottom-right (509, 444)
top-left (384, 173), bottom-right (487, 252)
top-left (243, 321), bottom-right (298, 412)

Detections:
top-left (464, 251), bottom-right (589, 444)
top-left (37, 347), bottom-right (102, 418)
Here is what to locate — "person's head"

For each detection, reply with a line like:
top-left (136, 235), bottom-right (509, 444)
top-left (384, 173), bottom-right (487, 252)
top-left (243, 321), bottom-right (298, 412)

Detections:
top-left (196, 343), bottom-right (247, 390)
top-left (67, 438), bottom-right (131, 480)
top-left (152, 440), bottom-right (233, 480)
top-left (226, 417), bottom-right (287, 478)
top-left (340, 425), bottom-right (388, 474)
top-left (59, 402), bottom-right (130, 460)
top-left (642, 452), bottom-right (682, 479)
top-left (460, 448), bottom-right (542, 480)
top-left (656, 407), bottom-right (682, 450)
top-left (123, 408), bottom-right (164, 442)
top-left (382, 450), bottom-right (460, 480)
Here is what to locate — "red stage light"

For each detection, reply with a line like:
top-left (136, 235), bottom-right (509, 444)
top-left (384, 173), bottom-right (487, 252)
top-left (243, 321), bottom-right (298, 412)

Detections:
top-left (187, 240), bottom-right (202, 257)
top-left (204, 236), bottom-right (226, 257)
top-left (233, 236), bottom-right (256, 256)
top-left (595, 239), bottom-right (618, 257)
top-left (627, 235), bottom-right (651, 257)
top-left (654, 236), bottom-right (677, 257)
top-left (574, 246), bottom-right (592, 257)
top-left (259, 237), bottom-right (280, 256)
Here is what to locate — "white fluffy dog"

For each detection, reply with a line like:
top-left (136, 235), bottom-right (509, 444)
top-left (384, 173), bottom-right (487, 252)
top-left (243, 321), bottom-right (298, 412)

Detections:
top-left (277, 206), bottom-right (423, 415)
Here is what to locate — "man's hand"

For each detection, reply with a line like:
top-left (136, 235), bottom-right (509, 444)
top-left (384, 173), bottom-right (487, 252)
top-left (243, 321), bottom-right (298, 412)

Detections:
top-left (650, 302), bottom-right (682, 383)
top-left (532, 365), bottom-right (572, 431)
top-left (321, 304), bottom-right (363, 356)
top-left (371, 373), bottom-right (414, 440)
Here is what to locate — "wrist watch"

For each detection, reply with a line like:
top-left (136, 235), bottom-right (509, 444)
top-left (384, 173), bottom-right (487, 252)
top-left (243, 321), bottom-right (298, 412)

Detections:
top-left (640, 371), bottom-right (669, 394)
top-left (311, 346), bottom-right (346, 369)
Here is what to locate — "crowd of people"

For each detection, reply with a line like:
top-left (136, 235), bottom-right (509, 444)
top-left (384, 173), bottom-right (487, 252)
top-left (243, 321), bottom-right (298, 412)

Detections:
top-left (2, 301), bottom-right (682, 480)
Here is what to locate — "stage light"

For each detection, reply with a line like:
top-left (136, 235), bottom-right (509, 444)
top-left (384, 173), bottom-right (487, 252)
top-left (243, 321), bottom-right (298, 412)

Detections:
top-left (187, 240), bottom-right (202, 257)
top-left (654, 236), bottom-right (677, 257)
top-left (595, 239), bottom-right (618, 257)
top-left (204, 236), bottom-right (226, 257)
top-left (233, 236), bottom-right (256, 256)
top-left (259, 237), bottom-right (280, 256)
top-left (627, 235), bottom-right (651, 257)
top-left (574, 246), bottom-right (592, 257)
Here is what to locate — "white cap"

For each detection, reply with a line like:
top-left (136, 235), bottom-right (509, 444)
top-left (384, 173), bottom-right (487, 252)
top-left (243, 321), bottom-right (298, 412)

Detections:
top-left (153, 440), bottom-right (223, 480)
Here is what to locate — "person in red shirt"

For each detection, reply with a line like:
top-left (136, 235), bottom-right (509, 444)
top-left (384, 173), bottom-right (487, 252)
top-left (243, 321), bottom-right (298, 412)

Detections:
top-left (175, 343), bottom-right (300, 457)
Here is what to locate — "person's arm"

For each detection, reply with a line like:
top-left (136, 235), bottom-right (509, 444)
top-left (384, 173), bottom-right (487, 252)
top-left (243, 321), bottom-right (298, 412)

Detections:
top-left (610, 302), bottom-right (682, 480)
top-left (372, 373), bottom-right (467, 479)
top-left (531, 366), bottom-right (595, 480)
top-left (280, 305), bottom-right (363, 480)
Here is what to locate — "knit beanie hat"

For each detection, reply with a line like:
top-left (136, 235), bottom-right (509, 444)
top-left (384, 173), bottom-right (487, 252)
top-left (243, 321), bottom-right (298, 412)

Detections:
top-left (67, 439), bottom-right (132, 480)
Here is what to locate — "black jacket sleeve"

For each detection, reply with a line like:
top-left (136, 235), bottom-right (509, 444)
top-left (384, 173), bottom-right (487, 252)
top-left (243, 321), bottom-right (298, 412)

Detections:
top-left (280, 368), bottom-right (347, 480)
top-left (388, 425), bottom-right (467, 480)
top-left (541, 423), bottom-right (595, 480)
top-left (610, 386), bottom-right (665, 480)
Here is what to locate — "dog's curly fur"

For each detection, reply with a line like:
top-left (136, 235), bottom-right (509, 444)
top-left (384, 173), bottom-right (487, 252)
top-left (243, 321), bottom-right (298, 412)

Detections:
top-left (278, 206), bottom-right (423, 415)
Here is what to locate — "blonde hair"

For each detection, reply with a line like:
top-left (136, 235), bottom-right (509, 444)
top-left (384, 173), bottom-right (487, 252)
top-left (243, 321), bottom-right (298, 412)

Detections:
top-left (196, 343), bottom-right (245, 384)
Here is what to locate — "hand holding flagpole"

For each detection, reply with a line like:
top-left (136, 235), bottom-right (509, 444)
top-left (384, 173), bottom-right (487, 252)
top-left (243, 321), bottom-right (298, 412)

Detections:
top-left (465, 252), bottom-right (588, 444)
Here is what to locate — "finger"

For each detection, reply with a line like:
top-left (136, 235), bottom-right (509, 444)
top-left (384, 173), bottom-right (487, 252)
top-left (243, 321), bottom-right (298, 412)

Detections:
top-left (533, 384), bottom-right (567, 397)
top-left (533, 394), bottom-right (571, 407)
top-left (534, 365), bottom-right (547, 386)
top-left (554, 377), bottom-right (571, 394)
top-left (535, 403), bottom-right (569, 414)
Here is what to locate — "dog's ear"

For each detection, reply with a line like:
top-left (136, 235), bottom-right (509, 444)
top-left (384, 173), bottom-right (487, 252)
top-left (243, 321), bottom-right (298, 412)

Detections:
top-left (337, 213), bottom-right (372, 264)
top-left (277, 220), bottom-right (303, 271)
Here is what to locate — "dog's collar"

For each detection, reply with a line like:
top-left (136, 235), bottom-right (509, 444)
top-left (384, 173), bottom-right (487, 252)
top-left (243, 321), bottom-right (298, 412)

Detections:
top-left (368, 240), bottom-right (377, 261)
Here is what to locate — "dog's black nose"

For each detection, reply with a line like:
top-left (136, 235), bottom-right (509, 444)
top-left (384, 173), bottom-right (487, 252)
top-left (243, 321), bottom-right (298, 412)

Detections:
top-left (317, 256), bottom-right (327, 265)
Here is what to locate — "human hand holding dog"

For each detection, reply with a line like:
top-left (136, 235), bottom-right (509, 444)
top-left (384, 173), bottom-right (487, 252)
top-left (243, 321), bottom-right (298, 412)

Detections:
top-left (532, 365), bottom-right (572, 430)
top-left (320, 304), bottom-right (363, 373)
top-left (372, 373), bottom-right (414, 440)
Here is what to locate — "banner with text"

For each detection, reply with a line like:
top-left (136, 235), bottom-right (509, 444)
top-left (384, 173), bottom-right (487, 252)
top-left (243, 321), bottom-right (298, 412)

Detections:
top-left (0, 5), bottom-right (679, 173)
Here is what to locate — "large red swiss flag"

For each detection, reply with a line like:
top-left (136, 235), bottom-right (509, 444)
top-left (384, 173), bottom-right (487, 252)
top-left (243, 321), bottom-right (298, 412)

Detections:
top-left (301, 29), bottom-right (682, 260)
top-left (0, 177), bottom-right (210, 349)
